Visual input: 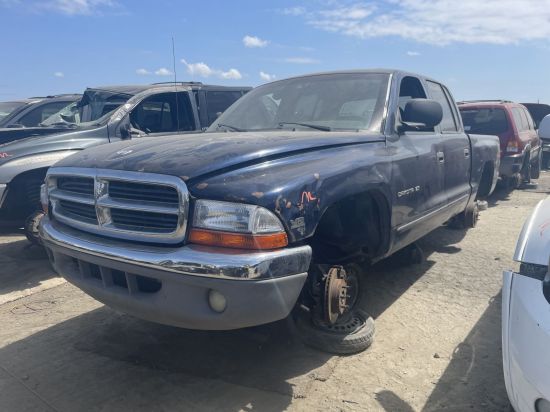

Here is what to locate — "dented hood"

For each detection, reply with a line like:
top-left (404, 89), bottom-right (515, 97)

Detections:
top-left (55, 131), bottom-right (385, 181)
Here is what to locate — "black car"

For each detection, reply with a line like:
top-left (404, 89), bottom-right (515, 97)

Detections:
top-left (0, 94), bottom-right (81, 128)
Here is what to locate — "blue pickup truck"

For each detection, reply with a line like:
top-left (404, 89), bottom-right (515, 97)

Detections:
top-left (39, 70), bottom-right (500, 354)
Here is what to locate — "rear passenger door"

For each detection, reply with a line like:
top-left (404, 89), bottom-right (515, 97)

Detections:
top-left (520, 106), bottom-right (540, 151)
top-left (426, 81), bottom-right (471, 210)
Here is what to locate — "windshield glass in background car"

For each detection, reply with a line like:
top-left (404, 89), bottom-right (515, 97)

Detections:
top-left (460, 108), bottom-right (509, 135)
top-left (0, 101), bottom-right (27, 121)
top-left (40, 101), bottom-right (81, 126)
top-left (208, 73), bottom-right (391, 133)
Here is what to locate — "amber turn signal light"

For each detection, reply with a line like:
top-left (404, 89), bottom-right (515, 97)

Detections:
top-left (189, 228), bottom-right (288, 250)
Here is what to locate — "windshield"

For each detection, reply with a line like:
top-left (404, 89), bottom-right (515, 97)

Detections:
top-left (40, 101), bottom-right (81, 126)
top-left (460, 108), bottom-right (509, 135)
top-left (0, 101), bottom-right (27, 121)
top-left (77, 89), bottom-right (134, 123)
top-left (208, 73), bottom-right (390, 133)
top-left (40, 90), bottom-right (133, 128)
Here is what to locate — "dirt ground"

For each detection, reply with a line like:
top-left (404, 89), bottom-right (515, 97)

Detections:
top-left (1, 172), bottom-right (550, 412)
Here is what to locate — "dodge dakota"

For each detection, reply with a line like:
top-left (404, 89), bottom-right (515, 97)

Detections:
top-left (40, 70), bottom-right (500, 354)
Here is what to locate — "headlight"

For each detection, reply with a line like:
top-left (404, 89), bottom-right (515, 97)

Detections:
top-left (4, 151), bottom-right (79, 167)
top-left (189, 200), bottom-right (288, 250)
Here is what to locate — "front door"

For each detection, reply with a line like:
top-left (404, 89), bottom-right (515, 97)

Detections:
top-left (389, 76), bottom-right (447, 250)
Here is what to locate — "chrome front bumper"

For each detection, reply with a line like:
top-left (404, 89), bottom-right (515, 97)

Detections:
top-left (40, 217), bottom-right (312, 330)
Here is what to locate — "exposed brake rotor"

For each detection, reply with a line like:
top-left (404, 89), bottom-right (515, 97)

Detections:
top-left (324, 266), bottom-right (353, 324)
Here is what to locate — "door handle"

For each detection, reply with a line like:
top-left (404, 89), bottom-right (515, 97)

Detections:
top-left (437, 151), bottom-right (445, 163)
top-left (464, 148), bottom-right (470, 158)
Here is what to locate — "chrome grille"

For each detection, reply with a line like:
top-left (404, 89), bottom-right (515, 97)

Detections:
top-left (47, 167), bottom-right (189, 244)
top-left (57, 176), bottom-right (94, 196)
top-left (58, 199), bottom-right (98, 223)
top-left (108, 181), bottom-right (179, 205)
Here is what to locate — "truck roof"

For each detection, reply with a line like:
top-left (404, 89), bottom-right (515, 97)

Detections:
top-left (85, 83), bottom-right (251, 96)
top-left (457, 100), bottom-right (524, 109)
top-left (261, 68), bottom-right (449, 87)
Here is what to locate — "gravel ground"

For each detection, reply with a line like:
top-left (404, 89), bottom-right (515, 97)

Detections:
top-left (1, 171), bottom-right (549, 412)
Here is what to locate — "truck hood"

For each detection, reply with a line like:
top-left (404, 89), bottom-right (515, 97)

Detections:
top-left (0, 126), bottom-right (108, 166)
top-left (54, 131), bottom-right (385, 182)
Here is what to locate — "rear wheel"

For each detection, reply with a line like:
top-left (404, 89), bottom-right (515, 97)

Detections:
top-left (520, 153), bottom-right (531, 184)
top-left (448, 202), bottom-right (479, 230)
top-left (531, 150), bottom-right (542, 179)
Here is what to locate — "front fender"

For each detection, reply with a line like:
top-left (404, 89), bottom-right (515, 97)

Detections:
top-left (188, 142), bottom-right (392, 243)
top-left (0, 150), bottom-right (81, 184)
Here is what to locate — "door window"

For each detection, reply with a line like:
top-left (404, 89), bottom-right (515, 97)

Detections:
top-left (521, 108), bottom-right (535, 130)
top-left (205, 91), bottom-right (244, 125)
top-left (18, 101), bottom-right (71, 127)
top-left (426, 81), bottom-right (458, 132)
top-left (512, 108), bottom-right (528, 132)
top-left (129, 92), bottom-right (195, 133)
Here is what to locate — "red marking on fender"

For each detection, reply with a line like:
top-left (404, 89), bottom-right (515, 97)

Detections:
top-left (301, 191), bottom-right (317, 204)
top-left (0, 153), bottom-right (11, 158)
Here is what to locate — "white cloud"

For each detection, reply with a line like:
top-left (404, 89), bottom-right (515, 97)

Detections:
top-left (181, 59), bottom-right (214, 77)
top-left (155, 67), bottom-right (173, 76)
top-left (407, 51), bottom-right (421, 56)
top-left (41, 0), bottom-right (117, 15)
top-left (220, 68), bottom-right (242, 80)
top-left (181, 59), bottom-right (243, 80)
top-left (284, 57), bottom-right (320, 64)
top-left (53, 71), bottom-right (64, 78)
top-left (136, 68), bottom-right (151, 75)
top-left (243, 35), bottom-right (268, 48)
top-left (259, 71), bottom-right (275, 82)
top-left (281, 6), bottom-right (306, 16)
top-left (319, 4), bottom-right (374, 20)
top-left (299, 0), bottom-right (550, 45)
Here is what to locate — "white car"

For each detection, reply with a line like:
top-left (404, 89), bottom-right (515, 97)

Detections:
top-left (503, 197), bottom-right (550, 412)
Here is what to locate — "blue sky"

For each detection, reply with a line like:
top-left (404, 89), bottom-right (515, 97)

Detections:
top-left (1, 0), bottom-right (550, 103)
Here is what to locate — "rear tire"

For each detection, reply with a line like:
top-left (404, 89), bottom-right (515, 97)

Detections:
top-left (531, 150), bottom-right (542, 179)
top-left (521, 154), bottom-right (531, 184)
top-left (448, 202), bottom-right (479, 230)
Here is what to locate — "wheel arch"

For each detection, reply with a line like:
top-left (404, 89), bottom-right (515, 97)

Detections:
top-left (307, 185), bottom-right (393, 265)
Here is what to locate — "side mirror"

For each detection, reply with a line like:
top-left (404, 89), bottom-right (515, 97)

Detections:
top-left (538, 114), bottom-right (550, 140)
top-left (400, 99), bottom-right (443, 132)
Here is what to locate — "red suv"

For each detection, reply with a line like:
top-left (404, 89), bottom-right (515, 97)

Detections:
top-left (459, 101), bottom-right (541, 188)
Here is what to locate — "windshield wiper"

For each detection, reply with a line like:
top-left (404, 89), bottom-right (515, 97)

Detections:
top-left (217, 123), bottom-right (246, 132)
top-left (278, 122), bottom-right (331, 132)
